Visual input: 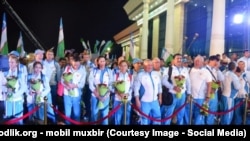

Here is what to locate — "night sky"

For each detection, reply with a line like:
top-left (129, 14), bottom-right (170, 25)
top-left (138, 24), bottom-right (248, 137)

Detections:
top-left (0, 0), bottom-right (133, 57)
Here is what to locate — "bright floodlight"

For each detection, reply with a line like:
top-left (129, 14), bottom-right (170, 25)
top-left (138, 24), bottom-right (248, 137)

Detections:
top-left (233, 14), bottom-right (244, 24)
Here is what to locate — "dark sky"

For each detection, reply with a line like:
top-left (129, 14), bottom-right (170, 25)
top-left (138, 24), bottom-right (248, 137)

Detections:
top-left (0, 0), bottom-right (133, 56)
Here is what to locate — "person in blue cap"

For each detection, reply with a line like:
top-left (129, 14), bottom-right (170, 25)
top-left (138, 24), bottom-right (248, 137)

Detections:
top-left (4, 54), bottom-right (27, 124)
top-left (131, 58), bottom-right (143, 75)
top-left (7, 51), bottom-right (28, 123)
top-left (27, 49), bottom-right (45, 74)
top-left (8, 50), bottom-right (28, 82)
top-left (130, 58), bottom-right (143, 124)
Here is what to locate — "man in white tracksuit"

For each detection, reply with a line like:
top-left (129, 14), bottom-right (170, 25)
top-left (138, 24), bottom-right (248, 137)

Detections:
top-left (134, 59), bottom-right (162, 125)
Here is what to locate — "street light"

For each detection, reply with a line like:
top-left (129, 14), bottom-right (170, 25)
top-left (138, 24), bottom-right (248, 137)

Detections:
top-left (233, 14), bottom-right (244, 24)
top-left (106, 47), bottom-right (111, 59)
top-left (232, 5), bottom-right (250, 50)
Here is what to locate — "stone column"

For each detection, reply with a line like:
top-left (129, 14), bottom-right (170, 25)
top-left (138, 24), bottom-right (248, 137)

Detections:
top-left (209, 0), bottom-right (226, 56)
top-left (140, 0), bottom-right (150, 59)
top-left (122, 46), bottom-right (126, 57)
top-left (165, 0), bottom-right (175, 54)
top-left (174, 2), bottom-right (186, 54)
top-left (152, 16), bottom-right (160, 58)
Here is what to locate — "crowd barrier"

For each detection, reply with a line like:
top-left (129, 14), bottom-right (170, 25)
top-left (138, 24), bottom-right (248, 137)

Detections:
top-left (3, 95), bottom-right (250, 125)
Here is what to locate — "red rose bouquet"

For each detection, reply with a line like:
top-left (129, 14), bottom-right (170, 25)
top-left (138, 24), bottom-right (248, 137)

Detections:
top-left (174, 75), bottom-right (185, 98)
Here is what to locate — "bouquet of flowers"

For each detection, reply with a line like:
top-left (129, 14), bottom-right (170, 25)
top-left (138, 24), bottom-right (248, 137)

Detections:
top-left (30, 79), bottom-right (42, 91)
top-left (174, 75), bottom-right (185, 98)
top-left (200, 102), bottom-right (209, 116)
top-left (6, 76), bottom-right (17, 101)
top-left (113, 80), bottom-right (129, 103)
top-left (114, 80), bottom-right (125, 94)
top-left (63, 72), bottom-right (75, 96)
top-left (97, 83), bottom-right (109, 109)
top-left (30, 79), bottom-right (43, 103)
top-left (210, 80), bottom-right (220, 99)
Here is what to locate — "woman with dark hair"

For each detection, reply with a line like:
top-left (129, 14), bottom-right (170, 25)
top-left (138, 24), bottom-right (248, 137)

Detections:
top-left (113, 60), bottom-right (133, 125)
top-left (88, 56), bottom-right (113, 125)
top-left (26, 61), bottom-right (55, 123)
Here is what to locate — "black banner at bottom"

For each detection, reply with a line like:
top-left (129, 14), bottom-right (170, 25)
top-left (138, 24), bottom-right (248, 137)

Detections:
top-left (0, 126), bottom-right (249, 139)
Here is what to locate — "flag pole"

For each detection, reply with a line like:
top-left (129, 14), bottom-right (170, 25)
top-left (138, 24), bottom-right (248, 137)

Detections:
top-left (2, 0), bottom-right (45, 50)
top-left (179, 36), bottom-right (188, 54)
top-left (186, 33), bottom-right (199, 55)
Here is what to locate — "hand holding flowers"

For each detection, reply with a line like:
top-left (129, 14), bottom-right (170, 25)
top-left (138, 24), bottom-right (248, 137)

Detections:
top-left (29, 78), bottom-right (43, 103)
top-left (63, 72), bottom-right (75, 96)
top-left (174, 75), bottom-right (185, 98)
top-left (96, 84), bottom-right (109, 109)
top-left (200, 101), bottom-right (209, 116)
top-left (210, 80), bottom-right (220, 99)
top-left (6, 76), bottom-right (17, 101)
top-left (113, 80), bottom-right (128, 103)
top-left (30, 79), bottom-right (42, 92)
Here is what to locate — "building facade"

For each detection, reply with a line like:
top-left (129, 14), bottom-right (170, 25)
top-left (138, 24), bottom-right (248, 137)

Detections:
top-left (114, 0), bottom-right (250, 59)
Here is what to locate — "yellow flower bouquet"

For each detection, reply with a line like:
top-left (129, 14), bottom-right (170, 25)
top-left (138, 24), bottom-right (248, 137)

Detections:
top-left (174, 75), bottom-right (185, 98)
top-left (114, 80), bottom-right (125, 94)
top-left (6, 76), bottom-right (17, 101)
top-left (30, 79), bottom-right (43, 103)
top-left (97, 84), bottom-right (109, 109)
top-left (200, 102), bottom-right (209, 116)
top-left (210, 81), bottom-right (220, 99)
top-left (30, 79), bottom-right (42, 91)
top-left (114, 80), bottom-right (129, 103)
top-left (63, 72), bottom-right (75, 96)
top-left (63, 72), bottom-right (73, 82)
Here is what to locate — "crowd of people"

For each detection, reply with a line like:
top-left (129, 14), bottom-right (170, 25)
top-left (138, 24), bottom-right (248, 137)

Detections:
top-left (0, 48), bottom-right (249, 125)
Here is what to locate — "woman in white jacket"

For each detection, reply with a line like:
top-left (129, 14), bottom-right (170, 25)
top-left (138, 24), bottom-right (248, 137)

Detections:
top-left (113, 60), bottom-right (133, 125)
top-left (27, 61), bottom-right (55, 123)
top-left (5, 55), bottom-right (26, 125)
top-left (88, 56), bottom-right (113, 125)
